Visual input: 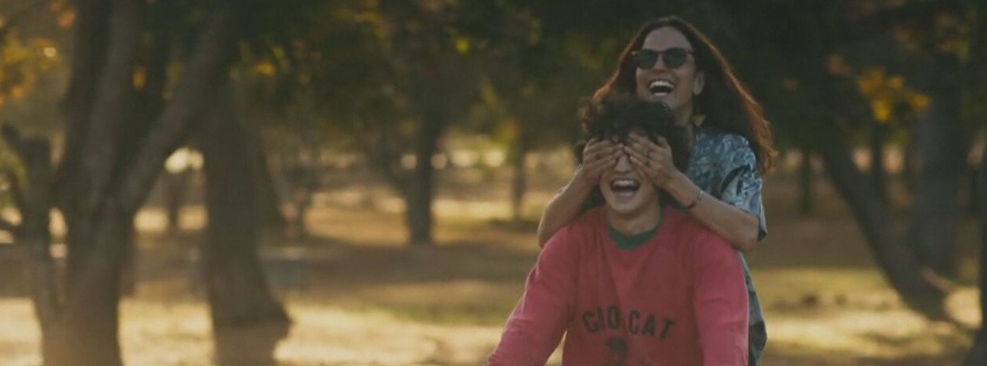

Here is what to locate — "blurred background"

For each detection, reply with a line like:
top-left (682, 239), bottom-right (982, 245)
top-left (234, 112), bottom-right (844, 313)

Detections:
top-left (0, 0), bottom-right (984, 365)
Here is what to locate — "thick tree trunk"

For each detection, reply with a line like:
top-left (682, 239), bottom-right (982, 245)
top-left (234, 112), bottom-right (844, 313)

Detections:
top-left (44, 0), bottom-right (143, 362)
top-left (200, 82), bottom-right (291, 365)
top-left (908, 53), bottom-right (965, 278)
top-left (64, 0), bottom-right (142, 297)
top-left (798, 147), bottom-right (815, 216)
top-left (406, 111), bottom-right (446, 246)
top-left (48, 203), bottom-right (131, 366)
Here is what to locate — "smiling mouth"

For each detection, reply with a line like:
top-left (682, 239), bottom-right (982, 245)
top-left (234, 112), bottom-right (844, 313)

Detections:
top-left (610, 178), bottom-right (641, 196)
top-left (648, 80), bottom-right (675, 97)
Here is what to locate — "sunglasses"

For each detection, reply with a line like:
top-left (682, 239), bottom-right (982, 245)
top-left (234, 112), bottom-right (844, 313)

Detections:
top-left (630, 48), bottom-right (694, 70)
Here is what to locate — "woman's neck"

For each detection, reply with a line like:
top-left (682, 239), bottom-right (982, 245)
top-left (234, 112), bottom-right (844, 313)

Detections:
top-left (673, 103), bottom-right (694, 127)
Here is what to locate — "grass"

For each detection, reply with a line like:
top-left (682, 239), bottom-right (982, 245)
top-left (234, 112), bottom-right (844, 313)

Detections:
top-left (0, 167), bottom-right (981, 365)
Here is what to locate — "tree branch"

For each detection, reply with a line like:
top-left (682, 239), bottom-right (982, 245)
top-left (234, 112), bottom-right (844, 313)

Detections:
top-left (118, 1), bottom-right (237, 214)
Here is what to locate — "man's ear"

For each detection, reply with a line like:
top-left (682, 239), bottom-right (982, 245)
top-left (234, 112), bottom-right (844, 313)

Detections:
top-left (693, 71), bottom-right (705, 96)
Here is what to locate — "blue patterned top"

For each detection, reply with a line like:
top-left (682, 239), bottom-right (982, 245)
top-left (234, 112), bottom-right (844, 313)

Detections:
top-left (688, 126), bottom-right (767, 365)
top-left (688, 127), bottom-right (768, 239)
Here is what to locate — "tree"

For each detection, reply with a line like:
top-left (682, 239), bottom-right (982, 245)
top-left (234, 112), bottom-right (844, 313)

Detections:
top-left (708, 0), bottom-right (964, 320)
top-left (199, 80), bottom-right (290, 366)
top-left (0, 0), bottom-right (298, 364)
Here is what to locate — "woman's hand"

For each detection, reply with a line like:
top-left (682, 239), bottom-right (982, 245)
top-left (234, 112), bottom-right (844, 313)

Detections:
top-left (624, 132), bottom-right (681, 188)
top-left (575, 137), bottom-right (622, 187)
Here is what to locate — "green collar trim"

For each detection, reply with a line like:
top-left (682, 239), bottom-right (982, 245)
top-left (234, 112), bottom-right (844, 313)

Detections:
top-left (606, 209), bottom-right (664, 250)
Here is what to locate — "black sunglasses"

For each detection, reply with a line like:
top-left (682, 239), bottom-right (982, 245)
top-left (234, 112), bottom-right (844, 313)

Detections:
top-left (630, 48), bottom-right (693, 70)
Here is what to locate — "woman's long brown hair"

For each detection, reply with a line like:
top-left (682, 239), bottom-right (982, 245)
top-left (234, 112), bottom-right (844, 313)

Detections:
top-left (592, 16), bottom-right (775, 173)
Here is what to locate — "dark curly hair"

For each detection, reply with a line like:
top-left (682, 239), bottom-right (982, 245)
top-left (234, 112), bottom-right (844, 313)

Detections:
top-left (576, 96), bottom-right (690, 206)
top-left (577, 95), bottom-right (690, 172)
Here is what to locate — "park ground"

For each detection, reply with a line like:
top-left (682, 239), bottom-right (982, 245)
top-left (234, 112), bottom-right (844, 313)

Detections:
top-left (0, 160), bottom-right (982, 366)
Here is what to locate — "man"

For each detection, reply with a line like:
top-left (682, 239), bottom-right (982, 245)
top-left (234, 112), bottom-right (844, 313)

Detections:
top-left (488, 99), bottom-right (748, 366)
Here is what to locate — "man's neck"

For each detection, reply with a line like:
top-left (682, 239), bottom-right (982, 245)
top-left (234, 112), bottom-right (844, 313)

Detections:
top-left (606, 201), bottom-right (663, 236)
top-left (673, 104), bottom-right (694, 128)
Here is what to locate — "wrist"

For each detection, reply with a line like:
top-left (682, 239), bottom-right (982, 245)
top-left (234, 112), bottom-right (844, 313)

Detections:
top-left (665, 172), bottom-right (696, 204)
top-left (568, 170), bottom-right (597, 196)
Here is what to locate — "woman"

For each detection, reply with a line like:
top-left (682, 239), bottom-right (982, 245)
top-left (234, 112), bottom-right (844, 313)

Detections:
top-left (536, 17), bottom-right (775, 365)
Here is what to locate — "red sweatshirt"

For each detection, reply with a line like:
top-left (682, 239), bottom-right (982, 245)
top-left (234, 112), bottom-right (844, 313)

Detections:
top-left (488, 207), bottom-right (748, 366)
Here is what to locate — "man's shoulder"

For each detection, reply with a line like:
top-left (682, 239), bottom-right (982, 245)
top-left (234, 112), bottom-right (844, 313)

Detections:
top-left (662, 209), bottom-right (732, 256)
top-left (545, 207), bottom-right (605, 251)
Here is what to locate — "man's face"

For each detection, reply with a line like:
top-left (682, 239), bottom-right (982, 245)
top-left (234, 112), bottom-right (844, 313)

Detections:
top-left (600, 146), bottom-right (659, 217)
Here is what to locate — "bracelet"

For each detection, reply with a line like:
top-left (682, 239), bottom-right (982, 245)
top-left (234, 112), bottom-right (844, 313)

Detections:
top-left (685, 189), bottom-right (705, 210)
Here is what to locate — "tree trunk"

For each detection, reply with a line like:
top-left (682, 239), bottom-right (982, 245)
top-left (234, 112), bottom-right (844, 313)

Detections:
top-left (40, 1), bottom-right (239, 364)
top-left (969, 167), bottom-right (981, 217)
top-left (908, 53), bottom-right (965, 278)
top-left (200, 81), bottom-right (291, 366)
top-left (962, 2), bottom-right (987, 364)
top-left (21, 140), bottom-right (57, 345)
top-left (961, 137), bottom-right (987, 366)
top-left (798, 147), bottom-right (815, 216)
top-left (47, 202), bottom-right (131, 366)
top-left (255, 148), bottom-right (287, 230)
top-left (406, 111), bottom-right (446, 246)
top-left (871, 122), bottom-right (889, 205)
top-left (511, 130), bottom-right (530, 222)
top-left (163, 169), bottom-right (191, 234)
top-left (818, 143), bottom-right (949, 319)
top-left (0, 128), bottom-right (59, 358)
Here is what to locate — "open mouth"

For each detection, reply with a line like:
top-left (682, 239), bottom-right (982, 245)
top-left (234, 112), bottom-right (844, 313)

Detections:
top-left (648, 79), bottom-right (675, 97)
top-left (610, 178), bottom-right (641, 196)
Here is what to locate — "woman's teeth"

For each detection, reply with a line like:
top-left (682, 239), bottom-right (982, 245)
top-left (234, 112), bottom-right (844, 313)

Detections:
top-left (648, 80), bottom-right (675, 97)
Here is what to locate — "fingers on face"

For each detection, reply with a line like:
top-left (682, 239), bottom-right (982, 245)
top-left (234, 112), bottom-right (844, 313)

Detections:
top-left (624, 144), bottom-right (648, 162)
top-left (586, 149), bottom-right (619, 171)
top-left (628, 154), bottom-right (659, 180)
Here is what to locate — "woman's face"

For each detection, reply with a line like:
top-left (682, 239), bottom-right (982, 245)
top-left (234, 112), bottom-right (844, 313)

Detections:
top-left (634, 27), bottom-right (704, 124)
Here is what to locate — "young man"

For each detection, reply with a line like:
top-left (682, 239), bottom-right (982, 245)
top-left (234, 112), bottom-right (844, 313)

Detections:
top-left (488, 99), bottom-right (749, 366)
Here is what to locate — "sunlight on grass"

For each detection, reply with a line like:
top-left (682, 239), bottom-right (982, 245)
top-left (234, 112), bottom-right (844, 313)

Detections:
top-left (345, 280), bottom-right (524, 326)
top-left (0, 299), bottom-right (510, 366)
top-left (770, 310), bottom-right (969, 358)
top-left (134, 207), bottom-right (207, 233)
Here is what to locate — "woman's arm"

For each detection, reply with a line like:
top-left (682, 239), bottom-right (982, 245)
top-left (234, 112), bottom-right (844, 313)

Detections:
top-left (537, 177), bottom-right (594, 247)
top-left (625, 133), bottom-right (760, 253)
top-left (663, 173), bottom-right (759, 253)
top-left (537, 138), bottom-right (622, 247)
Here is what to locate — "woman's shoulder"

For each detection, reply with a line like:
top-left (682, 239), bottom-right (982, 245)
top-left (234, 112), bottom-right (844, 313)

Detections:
top-left (698, 127), bottom-right (751, 150)
top-left (694, 128), bottom-right (755, 165)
